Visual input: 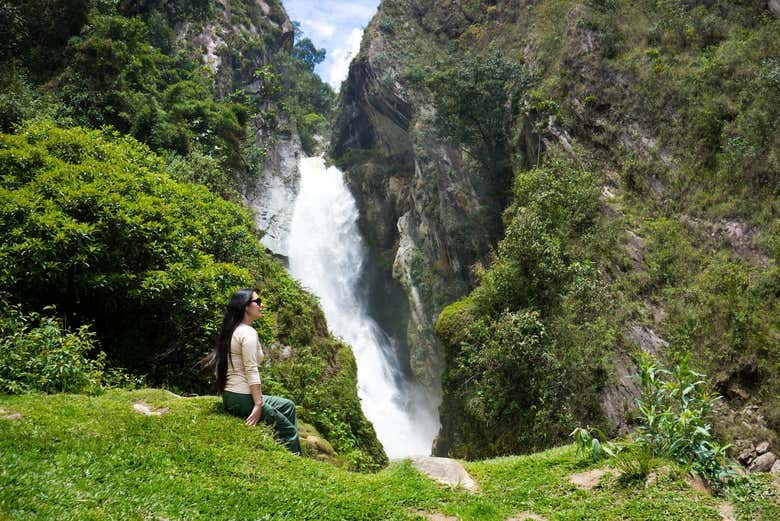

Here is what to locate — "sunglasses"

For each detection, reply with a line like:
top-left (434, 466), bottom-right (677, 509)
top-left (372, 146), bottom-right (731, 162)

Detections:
top-left (247, 298), bottom-right (262, 306)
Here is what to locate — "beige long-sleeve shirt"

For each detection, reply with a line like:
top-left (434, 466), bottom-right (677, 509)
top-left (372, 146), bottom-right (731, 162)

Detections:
top-left (224, 323), bottom-right (264, 394)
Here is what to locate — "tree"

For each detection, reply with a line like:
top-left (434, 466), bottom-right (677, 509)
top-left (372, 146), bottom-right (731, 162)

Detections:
top-left (293, 37), bottom-right (326, 71)
top-left (425, 52), bottom-right (530, 174)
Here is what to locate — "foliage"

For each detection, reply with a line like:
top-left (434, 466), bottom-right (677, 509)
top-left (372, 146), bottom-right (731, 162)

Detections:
top-left (2, 0), bottom-right (91, 81)
top-left (268, 49), bottom-right (335, 154)
top-left (56, 13), bottom-right (249, 171)
top-left (0, 303), bottom-right (104, 394)
top-left (0, 122), bottom-right (263, 386)
top-left (613, 443), bottom-right (656, 483)
top-left (3, 0), bottom-right (335, 195)
top-left (635, 354), bottom-right (737, 489)
top-left (293, 37), bottom-right (326, 71)
top-left (571, 425), bottom-right (617, 463)
top-left (436, 156), bottom-right (612, 458)
top-left (0, 66), bottom-right (66, 133)
top-left (423, 51), bottom-right (530, 174)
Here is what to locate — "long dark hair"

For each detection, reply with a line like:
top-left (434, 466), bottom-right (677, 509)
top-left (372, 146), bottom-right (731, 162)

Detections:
top-left (202, 288), bottom-right (255, 393)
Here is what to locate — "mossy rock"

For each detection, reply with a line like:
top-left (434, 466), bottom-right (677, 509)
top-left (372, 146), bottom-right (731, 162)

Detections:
top-left (299, 421), bottom-right (337, 464)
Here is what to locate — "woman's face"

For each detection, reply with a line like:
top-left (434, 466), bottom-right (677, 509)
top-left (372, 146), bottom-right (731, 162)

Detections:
top-left (244, 291), bottom-right (264, 322)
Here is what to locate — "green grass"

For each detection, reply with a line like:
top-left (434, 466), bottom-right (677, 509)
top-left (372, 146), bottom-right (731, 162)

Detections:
top-left (2, 390), bottom-right (777, 520)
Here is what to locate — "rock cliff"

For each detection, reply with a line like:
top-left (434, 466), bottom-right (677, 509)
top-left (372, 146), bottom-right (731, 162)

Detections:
top-left (331, 0), bottom-right (541, 404)
top-left (332, 0), bottom-right (780, 457)
top-left (176, 0), bottom-right (306, 257)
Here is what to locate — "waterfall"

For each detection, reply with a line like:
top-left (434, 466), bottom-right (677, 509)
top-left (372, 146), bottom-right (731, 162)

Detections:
top-left (288, 156), bottom-right (439, 459)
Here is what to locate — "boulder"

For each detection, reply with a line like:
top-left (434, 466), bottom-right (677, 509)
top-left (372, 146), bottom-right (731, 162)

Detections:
top-left (748, 452), bottom-right (777, 473)
top-left (132, 401), bottom-right (170, 416)
top-left (737, 449), bottom-right (755, 465)
top-left (770, 1), bottom-right (780, 18)
top-left (771, 460), bottom-right (780, 474)
top-left (411, 456), bottom-right (478, 492)
top-left (756, 441), bottom-right (770, 455)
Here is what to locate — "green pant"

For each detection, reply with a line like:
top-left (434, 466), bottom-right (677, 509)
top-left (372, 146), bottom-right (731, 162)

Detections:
top-left (222, 391), bottom-right (301, 455)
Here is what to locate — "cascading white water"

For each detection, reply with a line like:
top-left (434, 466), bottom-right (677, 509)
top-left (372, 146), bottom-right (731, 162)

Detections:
top-left (288, 156), bottom-right (439, 459)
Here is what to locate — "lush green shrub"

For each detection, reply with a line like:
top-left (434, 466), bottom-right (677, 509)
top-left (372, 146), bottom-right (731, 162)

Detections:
top-left (635, 354), bottom-right (737, 488)
top-left (571, 425), bottom-right (617, 463)
top-left (56, 13), bottom-right (249, 171)
top-left (436, 157), bottom-right (611, 458)
top-left (424, 51), bottom-right (530, 174)
top-left (0, 303), bottom-right (103, 394)
top-left (0, 121), bottom-right (264, 386)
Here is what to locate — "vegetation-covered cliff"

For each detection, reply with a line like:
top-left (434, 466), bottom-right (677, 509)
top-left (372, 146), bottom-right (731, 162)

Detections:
top-left (0, 0), bottom-right (383, 469)
top-left (331, 0), bottom-right (779, 459)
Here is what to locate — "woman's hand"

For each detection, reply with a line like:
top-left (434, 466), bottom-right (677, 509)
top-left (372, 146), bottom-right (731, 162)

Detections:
top-left (245, 402), bottom-right (263, 426)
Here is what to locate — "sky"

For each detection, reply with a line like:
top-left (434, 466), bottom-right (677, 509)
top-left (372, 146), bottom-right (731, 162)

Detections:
top-left (282, 0), bottom-right (381, 90)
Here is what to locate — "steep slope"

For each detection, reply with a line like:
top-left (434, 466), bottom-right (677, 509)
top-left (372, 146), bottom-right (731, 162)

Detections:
top-left (331, 0), bottom-right (780, 458)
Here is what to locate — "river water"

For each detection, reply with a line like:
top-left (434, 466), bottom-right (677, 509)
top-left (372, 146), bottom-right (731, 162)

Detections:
top-left (287, 156), bottom-right (438, 458)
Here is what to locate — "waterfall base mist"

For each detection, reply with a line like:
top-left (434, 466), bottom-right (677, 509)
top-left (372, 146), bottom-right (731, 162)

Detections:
top-left (288, 156), bottom-right (439, 459)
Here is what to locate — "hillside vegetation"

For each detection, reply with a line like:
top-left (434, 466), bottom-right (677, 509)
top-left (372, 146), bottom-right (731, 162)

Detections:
top-left (332, 0), bottom-right (780, 459)
top-left (0, 0), bottom-right (382, 469)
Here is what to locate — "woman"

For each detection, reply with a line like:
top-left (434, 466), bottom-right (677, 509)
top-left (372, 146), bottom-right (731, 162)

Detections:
top-left (205, 288), bottom-right (301, 454)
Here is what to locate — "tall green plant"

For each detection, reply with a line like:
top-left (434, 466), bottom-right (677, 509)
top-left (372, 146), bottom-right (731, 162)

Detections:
top-left (635, 354), bottom-right (736, 486)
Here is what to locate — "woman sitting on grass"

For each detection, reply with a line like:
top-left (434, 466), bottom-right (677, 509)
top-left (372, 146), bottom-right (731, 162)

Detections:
top-left (204, 288), bottom-right (301, 454)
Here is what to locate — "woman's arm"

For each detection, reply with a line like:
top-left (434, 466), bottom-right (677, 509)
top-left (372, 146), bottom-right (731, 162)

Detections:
top-left (240, 326), bottom-right (264, 425)
top-left (245, 383), bottom-right (263, 425)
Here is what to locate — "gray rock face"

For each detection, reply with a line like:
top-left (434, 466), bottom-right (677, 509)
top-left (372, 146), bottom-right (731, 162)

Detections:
top-left (330, 4), bottom-right (534, 404)
top-left (627, 325), bottom-right (669, 356)
top-left (748, 452), bottom-right (777, 473)
top-left (770, 0), bottom-right (780, 18)
top-left (178, 0), bottom-right (294, 96)
top-left (244, 130), bottom-right (302, 258)
top-left (601, 351), bottom-right (642, 434)
top-left (411, 456), bottom-right (478, 491)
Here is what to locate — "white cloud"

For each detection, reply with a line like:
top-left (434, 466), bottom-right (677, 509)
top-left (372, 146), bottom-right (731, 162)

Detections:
top-left (327, 28), bottom-right (363, 90)
top-left (282, 1), bottom-right (380, 90)
top-left (307, 20), bottom-right (336, 39)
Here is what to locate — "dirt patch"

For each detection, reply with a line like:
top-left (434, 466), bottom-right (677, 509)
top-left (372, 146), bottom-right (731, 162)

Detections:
top-left (132, 401), bottom-right (170, 416)
top-left (569, 467), bottom-right (616, 489)
top-left (414, 510), bottom-right (458, 521)
top-left (717, 503), bottom-right (736, 521)
top-left (686, 474), bottom-right (712, 495)
top-left (506, 513), bottom-right (548, 521)
top-left (0, 412), bottom-right (22, 420)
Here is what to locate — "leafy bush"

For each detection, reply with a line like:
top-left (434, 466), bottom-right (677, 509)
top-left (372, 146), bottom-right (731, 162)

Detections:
top-left (629, 354), bottom-right (737, 490)
top-left (571, 425), bottom-right (617, 463)
top-left (424, 51), bottom-right (530, 175)
top-left (0, 122), bottom-right (265, 386)
top-left (0, 303), bottom-right (103, 394)
top-left (436, 157), bottom-right (611, 458)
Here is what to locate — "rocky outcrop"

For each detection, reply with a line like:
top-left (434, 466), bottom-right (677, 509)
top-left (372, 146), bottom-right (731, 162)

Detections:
top-left (244, 128), bottom-right (302, 259)
top-left (174, 1), bottom-right (304, 255)
top-left (770, 0), bottom-right (780, 18)
top-left (178, 0), bottom-right (294, 96)
top-left (331, 2), bottom-right (534, 405)
top-left (333, 0), bottom-right (779, 458)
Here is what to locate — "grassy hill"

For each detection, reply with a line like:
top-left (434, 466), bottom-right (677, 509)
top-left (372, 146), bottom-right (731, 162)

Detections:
top-left (1, 389), bottom-right (778, 520)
